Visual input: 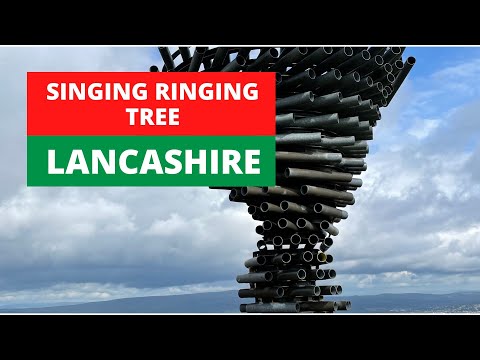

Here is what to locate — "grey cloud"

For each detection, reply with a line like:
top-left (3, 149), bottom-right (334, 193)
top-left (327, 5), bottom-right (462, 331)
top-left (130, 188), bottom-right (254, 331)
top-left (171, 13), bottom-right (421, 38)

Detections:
top-left (0, 186), bottom-right (254, 289)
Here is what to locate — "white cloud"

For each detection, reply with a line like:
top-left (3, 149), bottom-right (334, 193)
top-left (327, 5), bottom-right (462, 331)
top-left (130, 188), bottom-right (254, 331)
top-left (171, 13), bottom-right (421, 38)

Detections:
top-left (0, 188), bottom-right (136, 239)
top-left (139, 206), bottom-right (256, 267)
top-left (407, 118), bottom-right (441, 139)
top-left (426, 57), bottom-right (480, 98)
top-left (144, 213), bottom-right (188, 236)
top-left (0, 186), bottom-right (255, 272)
top-left (433, 58), bottom-right (480, 79)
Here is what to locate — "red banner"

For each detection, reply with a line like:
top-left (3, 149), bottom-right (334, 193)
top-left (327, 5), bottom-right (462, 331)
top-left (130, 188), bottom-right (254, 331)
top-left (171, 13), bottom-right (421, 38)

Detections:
top-left (27, 72), bottom-right (276, 136)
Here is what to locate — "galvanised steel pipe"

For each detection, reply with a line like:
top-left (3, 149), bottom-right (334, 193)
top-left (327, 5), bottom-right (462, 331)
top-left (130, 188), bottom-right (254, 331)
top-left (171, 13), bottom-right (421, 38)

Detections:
top-left (391, 59), bottom-right (404, 75)
top-left (238, 287), bottom-right (285, 298)
top-left (383, 73), bottom-right (396, 85)
top-left (338, 157), bottom-right (366, 167)
top-left (289, 233), bottom-right (302, 246)
top-left (276, 132), bottom-right (323, 145)
top-left (368, 47), bottom-right (388, 56)
top-left (276, 113), bottom-right (296, 128)
top-left (315, 47), bottom-right (354, 74)
top-left (337, 301), bottom-right (352, 311)
top-left (319, 285), bottom-right (337, 295)
top-left (291, 250), bottom-right (314, 263)
top-left (336, 50), bottom-right (371, 74)
top-left (276, 73), bottom-right (283, 85)
top-left (212, 47), bottom-right (229, 67)
top-left (324, 269), bottom-right (337, 280)
top-left (278, 68), bottom-right (316, 91)
top-left (158, 47), bottom-right (176, 71)
top-left (370, 63), bottom-right (393, 79)
top-left (308, 92), bottom-right (343, 110)
top-left (269, 47), bottom-right (309, 72)
top-left (383, 46), bottom-right (403, 63)
top-left (188, 47), bottom-right (208, 72)
top-left (321, 96), bottom-right (363, 113)
top-left (319, 136), bottom-right (356, 147)
top-left (319, 220), bottom-right (340, 236)
top-left (342, 76), bottom-right (374, 96)
top-left (179, 47), bottom-right (191, 62)
top-left (278, 218), bottom-right (299, 231)
top-left (300, 301), bottom-right (338, 312)
top-left (277, 113), bottom-right (339, 129)
top-left (276, 269), bottom-right (307, 281)
top-left (221, 55), bottom-right (246, 72)
top-left (244, 256), bottom-right (267, 268)
top-left (262, 220), bottom-right (276, 231)
top-left (300, 185), bottom-right (354, 202)
top-left (359, 81), bottom-right (384, 97)
top-left (288, 47), bottom-right (334, 74)
top-left (310, 69), bottom-right (342, 92)
top-left (272, 253), bottom-right (292, 265)
top-left (276, 151), bottom-right (343, 163)
top-left (348, 178), bottom-right (363, 187)
top-left (296, 218), bottom-right (317, 232)
top-left (256, 240), bottom-right (267, 251)
top-left (262, 186), bottom-right (302, 197)
top-left (314, 203), bottom-right (349, 219)
top-left (307, 234), bottom-right (322, 247)
top-left (388, 56), bottom-right (416, 104)
top-left (236, 271), bottom-right (274, 283)
top-left (280, 200), bottom-right (312, 214)
top-left (335, 71), bottom-right (361, 90)
top-left (260, 202), bottom-right (284, 214)
top-left (276, 92), bottom-right (314, 111)
top-left (240, 302), bottom-right (300, 313)
top-left (325, 116), bottom-right (361, 129)
top-left (307, 269), bottom-right (326, 280)
top-left (326, 254), bottom-right (334, 264)
top-left (316, 252), bottom-right (327, 263)
top-left (320, 237), bottom-right (334, 252)
top-left (356, 55), bottom-right (384, 76)
top-left (241, 187), bottom-right (265, 197)
top-left (246, 48), bottom-right (279, 72)
top-left (285, 167), bottom-right (353, 182)
top-left (237, 48), bottom-right (252, 60)
top-left (272, 236), bottom-right (284, 247)
top-left (286, 286), bottom-right (321, 297)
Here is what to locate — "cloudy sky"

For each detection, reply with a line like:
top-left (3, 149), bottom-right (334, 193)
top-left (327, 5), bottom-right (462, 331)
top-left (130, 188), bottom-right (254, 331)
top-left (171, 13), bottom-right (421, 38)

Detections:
top-left (0, 46), bottom-right (479, 306)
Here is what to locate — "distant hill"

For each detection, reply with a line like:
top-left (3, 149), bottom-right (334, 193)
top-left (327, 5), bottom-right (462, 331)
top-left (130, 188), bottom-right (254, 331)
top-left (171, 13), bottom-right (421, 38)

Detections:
top-left (0, 290), bottom-right (242, 313)
top-left (348, 292), bottom-right (480, 313)
top-left (1, 290), bottom-right (480, 313)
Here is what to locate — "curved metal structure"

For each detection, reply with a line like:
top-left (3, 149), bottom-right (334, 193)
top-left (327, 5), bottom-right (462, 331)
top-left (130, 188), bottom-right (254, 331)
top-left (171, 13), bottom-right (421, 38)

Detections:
top-left (150, 46), bottom-right (415, 313)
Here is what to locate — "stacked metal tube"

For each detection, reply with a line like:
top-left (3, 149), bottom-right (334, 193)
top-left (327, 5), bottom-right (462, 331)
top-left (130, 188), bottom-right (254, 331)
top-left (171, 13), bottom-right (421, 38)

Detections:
top-left (151, 46), bottom-right (415, 313)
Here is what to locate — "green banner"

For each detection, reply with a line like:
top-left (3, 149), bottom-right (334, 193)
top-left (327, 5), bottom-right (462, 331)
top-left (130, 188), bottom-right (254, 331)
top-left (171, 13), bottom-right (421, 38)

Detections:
top-left (27, 136), bottom-right (276, 186)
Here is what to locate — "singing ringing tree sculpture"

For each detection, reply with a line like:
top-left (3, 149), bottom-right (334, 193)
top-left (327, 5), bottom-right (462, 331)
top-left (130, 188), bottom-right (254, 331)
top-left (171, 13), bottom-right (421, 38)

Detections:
top-left (150, 46), bottom-right (415, 313)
